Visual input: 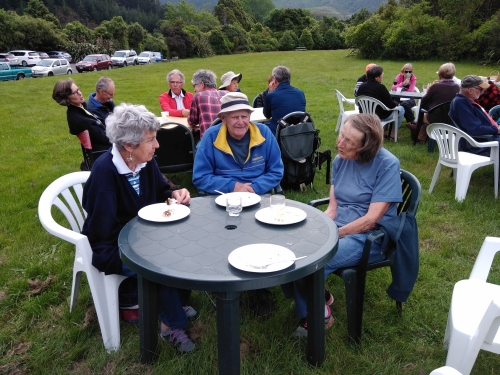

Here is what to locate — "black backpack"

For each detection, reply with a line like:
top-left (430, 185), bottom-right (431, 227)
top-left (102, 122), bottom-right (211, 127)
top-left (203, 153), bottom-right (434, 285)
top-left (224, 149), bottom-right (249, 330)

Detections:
top-left (276, 112), bottom-right (331, 191)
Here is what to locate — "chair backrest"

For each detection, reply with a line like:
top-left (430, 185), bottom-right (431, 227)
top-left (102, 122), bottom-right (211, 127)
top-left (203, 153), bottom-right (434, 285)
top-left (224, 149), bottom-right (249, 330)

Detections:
top-left (38, 171), bottom-right (90, 243)
top-left (427, 123), bottom-right (478, 167)
top-left (210, 117), bottom-right (222, 127)
top-left (154, 122), bottom-right (196, 174)
top-left (335, 89), bottom-right (348, 113)
top-left (489, 104), bottom-right (500, 121)
top-left (398, 169), bottom-right (422, 216)
top-left (355, 95), bottom-right (392, 114)
top-left (427, 101), bottom-right (453, 125)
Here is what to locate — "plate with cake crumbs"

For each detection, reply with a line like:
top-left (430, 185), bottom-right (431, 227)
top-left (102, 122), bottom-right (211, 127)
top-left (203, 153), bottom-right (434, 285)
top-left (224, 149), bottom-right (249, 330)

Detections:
top-left (255, 206), bottom-right (307, 225)
top-left (138, 202), bottom-right (190, 222)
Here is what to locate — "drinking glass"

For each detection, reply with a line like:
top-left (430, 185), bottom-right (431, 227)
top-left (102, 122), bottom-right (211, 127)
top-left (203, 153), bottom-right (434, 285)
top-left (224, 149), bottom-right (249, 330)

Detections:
top-left (270, 194), bottom-right (285, 212)
top-left (161, 111), bottom-right (169, 120)
top-left (226, 196), bottom-right (242, 216)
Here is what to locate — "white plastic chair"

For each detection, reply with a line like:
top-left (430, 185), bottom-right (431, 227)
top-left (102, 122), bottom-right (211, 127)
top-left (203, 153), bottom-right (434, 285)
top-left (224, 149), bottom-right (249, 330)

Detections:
top-left (443, 237), bottom-right (500, 375)
top-left (38, 171), bottom-right (127, 352)
top-left (430, 366), bottom-right (463, 375)
top-left (335, 89), bottom-right (358, 132)
top-left (426, 123), bottom-right (499, 202)
top-left (355, 95), bottom-right (400, 141)
top-left (410, 86), bottom-right (421, 123)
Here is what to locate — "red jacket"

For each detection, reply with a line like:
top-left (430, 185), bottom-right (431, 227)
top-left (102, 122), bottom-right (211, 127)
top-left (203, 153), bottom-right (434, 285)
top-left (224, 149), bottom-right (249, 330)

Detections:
top-left (158, 89), bottom-right (194, 117)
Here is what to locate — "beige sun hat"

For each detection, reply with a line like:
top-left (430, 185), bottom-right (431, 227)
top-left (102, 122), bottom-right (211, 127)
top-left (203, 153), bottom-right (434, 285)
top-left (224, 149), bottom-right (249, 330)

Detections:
top-left (218, 92), bottom-right (254, 117)
top-left (219, 71), bottom-right (242, 89)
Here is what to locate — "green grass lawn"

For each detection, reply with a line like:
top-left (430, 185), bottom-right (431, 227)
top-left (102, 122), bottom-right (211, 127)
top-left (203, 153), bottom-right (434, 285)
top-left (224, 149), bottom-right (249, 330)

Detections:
top-left (1, 50), bottom-right (500, 374)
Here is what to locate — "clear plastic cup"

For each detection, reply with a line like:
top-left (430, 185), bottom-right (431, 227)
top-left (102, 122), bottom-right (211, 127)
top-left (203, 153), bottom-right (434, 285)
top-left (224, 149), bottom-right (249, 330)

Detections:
top-left (226, 195), bottom-right (242, 216)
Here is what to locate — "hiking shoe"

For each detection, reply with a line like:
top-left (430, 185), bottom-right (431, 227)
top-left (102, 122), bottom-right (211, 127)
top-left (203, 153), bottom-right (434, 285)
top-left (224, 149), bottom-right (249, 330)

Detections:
top-left (293, 305), bottom-right (334, 338)
top-left (183, 305), bottom-right (199, 320)
top-left (160, 328), bottom-right (195, 353)
top-left (325, 289), bottom-right (334, 306)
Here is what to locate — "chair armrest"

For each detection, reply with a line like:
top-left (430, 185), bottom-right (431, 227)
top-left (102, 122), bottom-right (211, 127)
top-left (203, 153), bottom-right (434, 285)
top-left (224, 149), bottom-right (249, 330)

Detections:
top-left (470, 237), bottom-right (500, 281)
top-left (308, 197), bottom-right (330, 208)
top-left (359, 230), bottom-right (386, 269)
top-left (345, 98), bottom-right (356, 105)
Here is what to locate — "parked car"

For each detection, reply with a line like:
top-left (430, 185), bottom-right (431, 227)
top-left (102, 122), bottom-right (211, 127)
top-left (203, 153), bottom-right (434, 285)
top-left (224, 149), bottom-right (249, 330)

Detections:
top-left (37, 52), bottom-right (50, 59)
top-left (138, 51), bottom-right (155, 64)
top-left (75, 54), bottom-right (113, 73)
top-left (0, 62), bottom-right (32, 81)
top-left (8, 50), bottom-right (40, 66)
top-left (111, 50), bottom-right (138, 67)
top-left (153, 52), bottom-right (163, 62)
top-left (47, 51), bottom-right (73, 63)
top-left (31, 58), bottom-right (72, 77)
top-left (0, 53), bottom-right (19, 65)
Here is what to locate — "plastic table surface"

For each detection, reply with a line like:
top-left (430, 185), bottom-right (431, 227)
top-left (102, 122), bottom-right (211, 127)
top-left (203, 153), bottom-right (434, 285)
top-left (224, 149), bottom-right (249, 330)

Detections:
top-left (119, 196), bottom-right (338, 374)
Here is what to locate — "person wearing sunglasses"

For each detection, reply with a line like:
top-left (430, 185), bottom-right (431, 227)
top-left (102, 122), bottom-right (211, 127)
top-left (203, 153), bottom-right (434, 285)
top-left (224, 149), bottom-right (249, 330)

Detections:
top-left (391, 63), bottom-right (418, 125)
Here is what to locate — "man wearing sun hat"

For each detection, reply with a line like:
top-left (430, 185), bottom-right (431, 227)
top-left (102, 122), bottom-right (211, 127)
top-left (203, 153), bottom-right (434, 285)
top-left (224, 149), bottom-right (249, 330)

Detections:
top-left (192, 92), bottom-right (283, 195)
top-left (219, 71), bottom-right (242, 92)
top-left (354, 63), bottom-right (376, 96)
top-left (449, 75), bottom-right (500, 155)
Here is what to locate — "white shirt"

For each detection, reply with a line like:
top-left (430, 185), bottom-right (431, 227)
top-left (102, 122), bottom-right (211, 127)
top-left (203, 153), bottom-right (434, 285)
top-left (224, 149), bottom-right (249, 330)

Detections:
top-left (172, 92), bottom-right (185, 110)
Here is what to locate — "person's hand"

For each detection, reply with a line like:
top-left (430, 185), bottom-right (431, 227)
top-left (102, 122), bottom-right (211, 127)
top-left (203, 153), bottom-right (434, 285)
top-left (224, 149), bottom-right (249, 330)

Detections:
top-left (403, 78), bottom-right (410, 85)
top-left (172, 188), bottom-right (190, 205)
top-left (181, 109), bottom-right (190, 117)
top-left (234, 182), bottom-right (255, 193)
top-left (268, 78), bottom-right (277, 93)
top-left (324, 206), bottom-right (336, 221)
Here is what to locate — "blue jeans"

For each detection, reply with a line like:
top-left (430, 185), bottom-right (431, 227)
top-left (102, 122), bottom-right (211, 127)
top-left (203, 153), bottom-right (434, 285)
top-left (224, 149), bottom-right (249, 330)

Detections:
top-left (382, 105), bottom-right (405, 129)
top-left (288, 233), bottom-right (385, 319)
top-left (120, 262), bottom-right (187, 329)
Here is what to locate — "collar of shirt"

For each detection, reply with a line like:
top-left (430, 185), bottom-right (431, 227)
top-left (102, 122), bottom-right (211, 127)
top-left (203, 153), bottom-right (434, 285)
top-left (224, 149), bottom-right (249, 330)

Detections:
top-left (111, 144), bottom-right (147, 175)
top-left (172, 91), bottom-right (185, 110)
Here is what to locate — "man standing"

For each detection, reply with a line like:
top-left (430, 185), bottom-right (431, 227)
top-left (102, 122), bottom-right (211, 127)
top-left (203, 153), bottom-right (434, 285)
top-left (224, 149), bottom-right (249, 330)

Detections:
top-left (158, 69), bottom-right (194, 117)
top-left (188, 69), bottom-right (228, 138)
top-left (87, 76), bottom-right (116, 123)
top-left (356, 65), bottom-right (405, 138)
top-left (449, 75), bottom-right (500, 154)
top-left (193, 92), bottom-right (283, 194)
top-left (263, 66), bottom-right (306, 136)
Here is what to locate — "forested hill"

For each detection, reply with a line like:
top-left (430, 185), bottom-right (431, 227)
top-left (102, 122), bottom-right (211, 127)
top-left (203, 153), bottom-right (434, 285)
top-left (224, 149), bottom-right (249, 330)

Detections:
top-left (161, 0), bottom-right (387, 19)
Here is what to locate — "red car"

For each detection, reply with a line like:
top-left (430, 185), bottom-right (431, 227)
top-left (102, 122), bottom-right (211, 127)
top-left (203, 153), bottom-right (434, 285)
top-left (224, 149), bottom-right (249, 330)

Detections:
top-left (76, 54), bottom-right (113, 73)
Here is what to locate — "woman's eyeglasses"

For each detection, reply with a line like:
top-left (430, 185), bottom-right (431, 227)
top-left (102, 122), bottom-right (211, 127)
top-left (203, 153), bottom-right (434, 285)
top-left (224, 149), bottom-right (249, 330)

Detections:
top-left (70, 87), bottom-right (81, 96)
top-left (404, 71), bottom-right (412, 73)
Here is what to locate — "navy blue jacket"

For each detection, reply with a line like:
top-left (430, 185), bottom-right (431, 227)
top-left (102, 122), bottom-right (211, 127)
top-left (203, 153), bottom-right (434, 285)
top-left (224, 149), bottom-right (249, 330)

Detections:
top-left (376, 212), bottom-right (419, 303)
top-left (82, 150), bottom-right (172, 274)
top-left (263, 82), bottom-right (306, 135)
top-left (87, 92), bottom-right (115, 124)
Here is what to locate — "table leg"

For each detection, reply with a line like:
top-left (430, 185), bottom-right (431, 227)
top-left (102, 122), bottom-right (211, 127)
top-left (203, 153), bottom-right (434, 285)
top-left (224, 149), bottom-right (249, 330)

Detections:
top-left (214, 291), bottom-right (241, 375)
top-left (138, 276), bottom-right (159, 363)
top-left (305, 268), bottom-right (325, 366)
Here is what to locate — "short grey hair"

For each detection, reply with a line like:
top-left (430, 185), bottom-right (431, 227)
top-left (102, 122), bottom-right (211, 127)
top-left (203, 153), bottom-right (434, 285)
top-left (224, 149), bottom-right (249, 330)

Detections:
top-left (191, 69), bottom-right (217, 88)
top-left (106, 103), bottom-right (160, 151)
top-left (167, 69), bottom-right (185, 84)
top-left (96, 76), bottom-right (114, 92)
top-left (272, 66), bottom-right (291, 83)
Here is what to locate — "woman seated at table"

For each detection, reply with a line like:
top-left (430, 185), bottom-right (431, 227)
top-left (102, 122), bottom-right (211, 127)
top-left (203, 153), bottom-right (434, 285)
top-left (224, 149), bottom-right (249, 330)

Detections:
top-left (158, 69), bottom-right (194, 117)
top-left (414, 62), bottom-right (460, 142)
top-left (289, 114), bottom-right (403, 337)
top-left (391, 63), bottom-right (418, 125)
top-left (52, 79), bottom-right (111, 166)
top-left (219, 71), bottom-right (242, 92)
top-left (81, 103), bottom-right (196, 352)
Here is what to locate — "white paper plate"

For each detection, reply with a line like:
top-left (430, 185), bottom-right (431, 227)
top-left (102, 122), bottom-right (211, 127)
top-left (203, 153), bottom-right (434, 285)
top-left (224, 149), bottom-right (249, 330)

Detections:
top-left (228, 244), bottom-right (296, 273)
top-left (138, 203), bottom-right (190, 222)
top-left (255, 206), bottom-right (307, 225)
top-left (215, 192), bottom-right (261, 207)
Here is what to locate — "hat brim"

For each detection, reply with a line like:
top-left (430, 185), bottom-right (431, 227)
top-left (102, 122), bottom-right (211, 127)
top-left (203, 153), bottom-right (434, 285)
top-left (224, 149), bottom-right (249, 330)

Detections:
top-left (218, 104), bottom-right (254, 118)
top-left (479, 81), bottom-right (490, 89)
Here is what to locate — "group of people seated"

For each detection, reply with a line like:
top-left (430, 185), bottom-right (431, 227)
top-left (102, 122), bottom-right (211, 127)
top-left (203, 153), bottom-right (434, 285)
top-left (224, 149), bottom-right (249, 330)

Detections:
top-left (50, 58), bottom-right (500, 354)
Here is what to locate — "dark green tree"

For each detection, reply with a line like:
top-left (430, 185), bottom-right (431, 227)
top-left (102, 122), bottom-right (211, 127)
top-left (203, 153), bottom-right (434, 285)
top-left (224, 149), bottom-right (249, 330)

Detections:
top-left (279, 29), bottom-right (298, 51)
top-left (221, 23), bottom-right (252, 53)
top-left (159, 23), bottom-right (194, 58)
top-left (208, 28), bottom-right (233, 55)
top-left (264, 8), bottom-right (316, 38)
top-left (298, 29), bottom-right (313, 50)
top-left (213, 0), bottom-right (255, 31)
top-left (127, 22), bottom-right (146, 51)
top-left (24, 0), bottom-right (61, 27)
top-left (239, 0), bottom-right (275, 24)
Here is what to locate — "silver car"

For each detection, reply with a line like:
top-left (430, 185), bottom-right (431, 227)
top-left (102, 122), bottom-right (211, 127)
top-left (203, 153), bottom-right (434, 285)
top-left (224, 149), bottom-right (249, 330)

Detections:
top-left (0, 53), bottom-right (19, 65)
top-left (31, 58), bottom-right (72, 77)
top-left (138, 51), bottom-right (155, 64)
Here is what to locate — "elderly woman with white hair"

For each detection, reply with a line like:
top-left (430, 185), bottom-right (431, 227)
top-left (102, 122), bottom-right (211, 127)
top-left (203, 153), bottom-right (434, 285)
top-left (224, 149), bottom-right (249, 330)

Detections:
top-left (81, 103), bottom-right (195, 352)
top-left (158, 69), bottom-right (194, 117)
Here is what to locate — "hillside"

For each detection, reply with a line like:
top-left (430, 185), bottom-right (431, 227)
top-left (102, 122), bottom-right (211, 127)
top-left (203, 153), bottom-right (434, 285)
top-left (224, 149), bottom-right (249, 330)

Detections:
top-left (160, 0), bottom-right (387, 19)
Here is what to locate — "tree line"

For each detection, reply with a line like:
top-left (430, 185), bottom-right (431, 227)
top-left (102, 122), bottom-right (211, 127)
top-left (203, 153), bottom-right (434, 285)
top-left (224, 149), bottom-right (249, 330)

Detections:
top-left (1, 0), bottom-right (499, 63)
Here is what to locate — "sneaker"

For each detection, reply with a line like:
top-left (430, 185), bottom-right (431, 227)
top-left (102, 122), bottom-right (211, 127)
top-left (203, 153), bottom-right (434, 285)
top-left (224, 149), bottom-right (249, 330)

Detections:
top-left (325, 289), bottom-right (334, 306)
top-left (119, 305), bottom-right (139, 323)
top-left (183, 305), bottom-right (199, 320)
top-left (293, 305), bottom-right (334, 338)
top-left (160, 328), bottom-right (195, 353)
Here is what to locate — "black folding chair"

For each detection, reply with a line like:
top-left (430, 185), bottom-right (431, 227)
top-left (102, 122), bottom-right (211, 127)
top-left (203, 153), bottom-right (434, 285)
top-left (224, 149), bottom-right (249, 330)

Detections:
top-left (154, 122), bottom-right (196, 174)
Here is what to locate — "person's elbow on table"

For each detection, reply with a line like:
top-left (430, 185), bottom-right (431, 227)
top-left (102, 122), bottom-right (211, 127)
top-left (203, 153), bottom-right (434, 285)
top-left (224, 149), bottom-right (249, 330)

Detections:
top-left (181, 109), bottom-right (190, 117)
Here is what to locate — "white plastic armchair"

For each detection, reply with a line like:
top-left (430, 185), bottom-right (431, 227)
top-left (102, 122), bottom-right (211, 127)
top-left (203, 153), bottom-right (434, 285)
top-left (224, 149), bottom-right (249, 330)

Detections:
top-left (355, 95), bottom-right (400, 141)
top-left (426, 123), bottom-right (499, 202)
top-left (38, 171), bottom-right (127, 352)
top-left (335, 89), bottom-right (358, 132)
top-left (443, 237), bottom-right (500, 375)
top-left (430, 366), bottom-right (463, 375)
top-left (411, 86), bottom-right (421, 123)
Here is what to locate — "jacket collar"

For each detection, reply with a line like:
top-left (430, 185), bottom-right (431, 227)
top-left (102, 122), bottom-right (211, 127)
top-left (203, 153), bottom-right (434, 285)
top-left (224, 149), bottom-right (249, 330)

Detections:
top-left (169, 89), bottom-right (187, 98)
top-left (213, 122), bottom-right (266, 163)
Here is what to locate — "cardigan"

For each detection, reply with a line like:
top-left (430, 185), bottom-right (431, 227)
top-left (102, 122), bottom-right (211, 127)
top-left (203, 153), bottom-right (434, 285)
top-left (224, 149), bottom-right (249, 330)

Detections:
top-left (81, 150), bottom-right (172, 274)
top-left (67, 103), bottom-right (111, 151)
